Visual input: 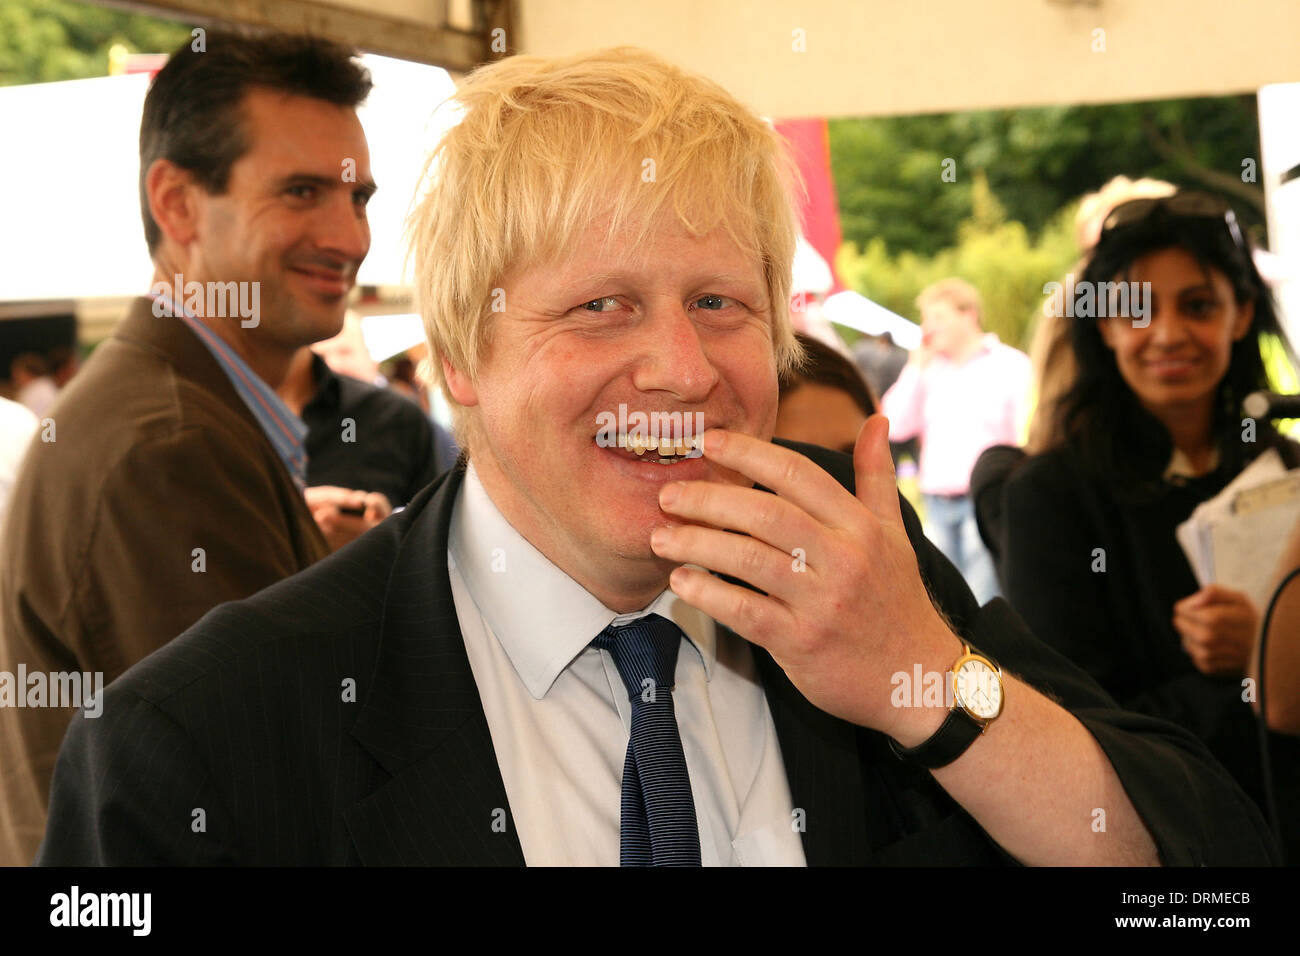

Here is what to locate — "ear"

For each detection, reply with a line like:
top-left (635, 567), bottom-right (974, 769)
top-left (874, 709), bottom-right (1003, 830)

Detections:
top-left (145, 158), bottom-right (201, 248)
top-left (1230, 298), bottom-right (1255, 342)
top-left (442, 356), bottom-right (480, 408)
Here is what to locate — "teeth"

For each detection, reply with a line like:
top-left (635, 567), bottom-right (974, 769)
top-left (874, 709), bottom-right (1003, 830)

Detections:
top-left (605, 433), bottom-right (703, 459)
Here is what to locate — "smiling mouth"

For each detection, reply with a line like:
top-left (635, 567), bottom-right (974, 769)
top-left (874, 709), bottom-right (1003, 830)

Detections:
top-left (1145, 358), bottom-right (1200, 373)
top-left (291, 267), bottom-right (352, 294)
top-left (602, 434), bottom-right (704, 465)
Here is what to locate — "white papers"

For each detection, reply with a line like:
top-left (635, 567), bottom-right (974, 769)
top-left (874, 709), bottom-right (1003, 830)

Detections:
top-left (1176, 449), bottom-right (1300, 611)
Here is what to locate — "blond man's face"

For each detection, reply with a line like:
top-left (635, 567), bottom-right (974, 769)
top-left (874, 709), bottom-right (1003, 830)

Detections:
top-left (920, 300), bottom-right (978, 357)
top-left (444, 218), bottom-right (780, 603)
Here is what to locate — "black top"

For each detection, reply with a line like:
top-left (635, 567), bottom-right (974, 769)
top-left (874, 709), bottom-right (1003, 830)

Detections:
top-left (301, 354), bottom-right (452, 508)
top-left (1002, 445), bottom-right (1300, 859)
top-left (969, 443), bottom-right (1027, 572)
top-left (37, 441), bottom-right (1279, 865)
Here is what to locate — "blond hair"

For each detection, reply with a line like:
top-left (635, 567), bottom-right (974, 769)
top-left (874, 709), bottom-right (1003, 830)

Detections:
top-left (1074, 175), bottom-right (1177, 253)
top-left (406, 47), bottom-right (804, 445)
top-left (917, 277), bottom-right (982, 322)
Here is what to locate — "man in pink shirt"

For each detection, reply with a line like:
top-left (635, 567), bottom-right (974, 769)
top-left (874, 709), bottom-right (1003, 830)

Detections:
top-left (882, 278), bottom-right (1030, 604)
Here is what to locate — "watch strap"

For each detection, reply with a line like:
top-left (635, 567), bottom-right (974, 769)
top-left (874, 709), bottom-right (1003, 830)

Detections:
top-left (888, 704), bottom-right (984, 769)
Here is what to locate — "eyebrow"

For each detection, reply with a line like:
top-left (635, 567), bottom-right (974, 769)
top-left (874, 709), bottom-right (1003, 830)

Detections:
top-left (581, 271), bottom-right (758, 281)
top-left (274, 172), bottom-right (379, 196)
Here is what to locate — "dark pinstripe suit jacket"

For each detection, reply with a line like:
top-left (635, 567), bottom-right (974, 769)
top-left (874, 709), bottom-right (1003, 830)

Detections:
top-left (36, 442), bottom-right (1280, 865)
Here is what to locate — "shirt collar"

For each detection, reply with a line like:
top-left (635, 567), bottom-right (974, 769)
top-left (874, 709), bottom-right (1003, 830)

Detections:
top-left (448, 462), bottom-right (716, 700)
top-left (147, 291), bottom-right (309, 486)
top-left (1164, 444), bottom-right (1221, 482)
top-left (969, 332), bottom-right (1000, 358)
top-left (936, 332), bottom-right (998, 367)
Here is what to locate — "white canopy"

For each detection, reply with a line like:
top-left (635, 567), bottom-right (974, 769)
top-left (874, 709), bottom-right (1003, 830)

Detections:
top-left (115, 0), bottom-right (1300, 119)
top-left (0, 54), bottom-right (458, 303)
top-left (822, 290), bottom-right (922, 350)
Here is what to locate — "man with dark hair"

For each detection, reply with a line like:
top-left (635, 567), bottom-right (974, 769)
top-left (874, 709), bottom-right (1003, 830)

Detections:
top-left (136, 31), bottom-right (376, 257)
top-left (0, 31), bottom-right (379, 865)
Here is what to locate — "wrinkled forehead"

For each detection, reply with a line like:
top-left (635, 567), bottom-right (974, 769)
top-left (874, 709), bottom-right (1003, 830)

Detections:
top-left (508, 166), bottom-right (767, 280)
top-left (570, 208), bottom-right (761, 273)
top-left (236, 87), bottom-right (370, 172)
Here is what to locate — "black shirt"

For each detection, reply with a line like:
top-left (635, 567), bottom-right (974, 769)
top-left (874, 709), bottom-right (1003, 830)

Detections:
top-left (1002, 445), bottom-right (1300, 859)
top-left (301, 355), bottom-right (450, 508)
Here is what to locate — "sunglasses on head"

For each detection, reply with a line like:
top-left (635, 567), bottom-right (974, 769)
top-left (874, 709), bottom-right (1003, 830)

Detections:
top-left (1100, 191), bottom-right (1247, 252)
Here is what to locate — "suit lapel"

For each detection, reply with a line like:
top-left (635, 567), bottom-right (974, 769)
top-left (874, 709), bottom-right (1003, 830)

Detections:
top-left (113, 297), bottom-right (265, 437)
top-left (345, 466), bottom-right (525, 865)
top-left (342, 441), bottom-right (926, 865)
top-left (738, 447), bottom-right (991, 864)
top-left (747, 634), bottom-right (871, 865)
top-left (113, 297), bottom-right (329, 561)
top-left (712, 455), bottom-right (872, 865)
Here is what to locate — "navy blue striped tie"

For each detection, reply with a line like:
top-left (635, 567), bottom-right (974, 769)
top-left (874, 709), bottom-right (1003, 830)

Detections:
top-left (594, 614), bottom-right (702, 866)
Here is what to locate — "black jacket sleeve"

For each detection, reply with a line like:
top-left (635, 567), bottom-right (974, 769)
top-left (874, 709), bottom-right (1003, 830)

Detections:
top-left (36, 690), bottom-right (239, 865)
top-left (896, 454), bottom-right (1279, 864)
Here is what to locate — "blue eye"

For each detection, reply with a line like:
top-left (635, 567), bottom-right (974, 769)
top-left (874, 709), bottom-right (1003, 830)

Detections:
top-left (694, 295), bottom-right (730, 310)
top-left (580, 297), bottom-right (619, 312)
top-left (287, 184), bottom-right (317, 200)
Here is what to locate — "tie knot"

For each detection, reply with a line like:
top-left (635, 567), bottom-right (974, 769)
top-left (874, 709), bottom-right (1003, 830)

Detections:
top-left (593, 613), bottom-right (684, 702)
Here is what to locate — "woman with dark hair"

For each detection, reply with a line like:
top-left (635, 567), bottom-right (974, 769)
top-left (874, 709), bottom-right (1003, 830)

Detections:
top-left (775, 332), bottom-right (878, 453)
top-left (1001, 191), bottom-right (1300, 858)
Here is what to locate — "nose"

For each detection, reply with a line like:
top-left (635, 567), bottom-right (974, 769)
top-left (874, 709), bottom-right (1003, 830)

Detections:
top-left (316, 192), bottom-right (370, 267)
top-left (630, 300), bottom-right (720, 403)
top-left (1146, 306), bottom-right (1190, 348)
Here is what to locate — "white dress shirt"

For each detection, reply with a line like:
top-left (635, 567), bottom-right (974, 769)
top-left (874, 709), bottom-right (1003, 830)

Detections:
top-left (447, 463), bottom-right (806, 866)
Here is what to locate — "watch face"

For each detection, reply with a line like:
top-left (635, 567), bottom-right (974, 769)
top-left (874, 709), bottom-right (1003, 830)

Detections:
top-left (954, 659), bottom-right (1002, 720)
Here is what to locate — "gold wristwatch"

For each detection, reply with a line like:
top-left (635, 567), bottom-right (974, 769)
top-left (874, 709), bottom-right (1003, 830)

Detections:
top-left (889, 644), bottom-right (1004, 769)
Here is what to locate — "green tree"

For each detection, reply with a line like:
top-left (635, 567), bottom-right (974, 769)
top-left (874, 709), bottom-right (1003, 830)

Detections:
top-left (0, 0), bottom-right (191, 87)
top-left (836, 173), bottom-right (1079, 353)
top-left (829, 96), bottom-right (1265, 258)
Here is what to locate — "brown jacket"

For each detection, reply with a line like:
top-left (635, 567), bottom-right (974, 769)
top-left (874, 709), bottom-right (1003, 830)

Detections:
top-left (0, 298), bottom-right (329, 864)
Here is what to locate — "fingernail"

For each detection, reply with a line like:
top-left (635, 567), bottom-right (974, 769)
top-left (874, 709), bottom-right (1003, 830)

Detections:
top-left (650, 528), bottom-right (670, 551)
top-left (659, 482), bottom-right (681, 508)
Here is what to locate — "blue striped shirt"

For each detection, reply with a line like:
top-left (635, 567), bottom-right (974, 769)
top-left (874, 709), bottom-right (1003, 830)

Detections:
top-left (148, 293), bottom-right (308, 487)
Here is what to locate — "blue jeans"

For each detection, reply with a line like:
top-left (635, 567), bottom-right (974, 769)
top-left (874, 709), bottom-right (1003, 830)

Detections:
top-left (921, 493), bottom-right (1000, 606)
